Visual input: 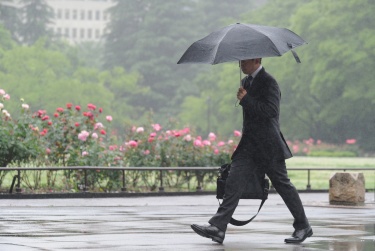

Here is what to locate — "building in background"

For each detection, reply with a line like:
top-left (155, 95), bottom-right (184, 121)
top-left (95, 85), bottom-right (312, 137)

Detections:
top-left (46, 0), bottom-right (115, 44)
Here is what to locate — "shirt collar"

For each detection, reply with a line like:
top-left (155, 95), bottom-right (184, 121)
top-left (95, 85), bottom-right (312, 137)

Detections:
top-left (251, 65), bottom-right (263, 79)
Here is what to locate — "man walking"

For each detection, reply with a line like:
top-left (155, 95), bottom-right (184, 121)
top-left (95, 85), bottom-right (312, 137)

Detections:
top-left (191, 58), bottom-right (312, 244)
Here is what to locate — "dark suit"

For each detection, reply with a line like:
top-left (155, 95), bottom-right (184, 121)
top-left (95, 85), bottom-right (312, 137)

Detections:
top-left (209, 67), bottom-right (309, 232)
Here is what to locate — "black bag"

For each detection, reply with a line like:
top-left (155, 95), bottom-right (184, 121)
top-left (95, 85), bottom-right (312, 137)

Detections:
top-left (216, 163), bottom-right (269, 226)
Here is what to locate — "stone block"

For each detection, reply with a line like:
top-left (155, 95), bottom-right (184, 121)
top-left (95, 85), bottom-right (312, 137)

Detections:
top-left (329, 172), bottom-right (365, 206)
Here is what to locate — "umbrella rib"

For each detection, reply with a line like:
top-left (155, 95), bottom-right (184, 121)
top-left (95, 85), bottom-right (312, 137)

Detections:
top-left (211, 26), bottom-right (236, 64)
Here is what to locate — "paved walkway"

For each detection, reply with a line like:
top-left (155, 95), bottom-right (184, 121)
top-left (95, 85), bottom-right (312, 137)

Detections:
top-left (0, 192), bottom-right (375, 251)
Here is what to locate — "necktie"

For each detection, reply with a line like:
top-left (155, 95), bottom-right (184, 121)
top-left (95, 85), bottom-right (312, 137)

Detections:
top-left (243, 75), bottom-right (253, 90)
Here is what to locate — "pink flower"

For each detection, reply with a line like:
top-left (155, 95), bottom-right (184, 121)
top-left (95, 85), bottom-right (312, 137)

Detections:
top-left (214, 149), bottom-right (219, 155)
top-left (82, 151), bottom-right (88, 156)
top-left (128, 140), bottom-right (138, 148)
top-left (109, 145), bottom-right (117, 151)
top-left (152, 123), bottom-right (162, 131)
top-left (174, 132), bottom-right (181, 137)
top-left (74, 122), bottom-right (80, 127)
top-left (183, 134), bottom-right (192, 141)
top-left (0, 89), bottom-right (5, 95)
top-left (317, 140), bottom-right (322, 145)
top-left (54, 113), bottom-right (59, 118)
top-left (75, 105), bottom-right (81, 111)
top-left (203, 140), bottom-right (211, 146)
top-left (234, 130), bottom-right (242, 137)
top-left (346, 139), bottom-right (356, 145)
top-left (136, 127), bottom-right (144, 133)
top-left (217, 141), bottom-right (225, 147)
top-left (100, 129), bottom-right (106, 135)
top-left (22, 104), bottom-right (29, 110)
top-left (46, 148), bottom-right (51, 154)
top-left (78, 130), bottom-right (90, 141)
top-left (48, 121), bottom-right (52, 126)
top-left (106, 115), bottom-right (112, 122)
top-left (42, 115), bottom-right (50, 121)
top-left (227, 140), bottom-right (234, 144)
top-left (208, 132), bottom-right (216, 141)
top-left (149, 132), bottom-right (157, 137)
top-left (143, 150), bottom-right (150, 155)
top-left (3, 94), bottom-right (10, 100)
top-left (91, 133), bottom-right (98, 139)
top-left (66, 103), bottom-right (72, 109)
top-left (292, 144), bottom-right (299, 153)
top-left (99, 107), bottom-right (103, 113)
top-left (194, 139), bottom-right (203, 147)
top-left (94, 122), bottom-right (104, 130)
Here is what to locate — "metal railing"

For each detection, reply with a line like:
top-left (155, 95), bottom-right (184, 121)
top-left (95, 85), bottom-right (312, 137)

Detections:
top-left (1, 166), bottom-right (374, 194)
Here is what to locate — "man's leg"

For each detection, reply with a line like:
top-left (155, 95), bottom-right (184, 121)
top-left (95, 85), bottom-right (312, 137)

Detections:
top-left (208, 158), bottom-right (255, 232)
top-left (264, 159), bottom-right (310, 230)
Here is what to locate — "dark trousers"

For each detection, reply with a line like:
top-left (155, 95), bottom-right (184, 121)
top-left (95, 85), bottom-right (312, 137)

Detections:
top-left (209, 156), bottom-right (309, 232)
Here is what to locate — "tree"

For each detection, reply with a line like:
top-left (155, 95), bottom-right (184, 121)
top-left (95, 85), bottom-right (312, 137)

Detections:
top-left (19, 0), bottom-right (54, 45)
top-left (0, 39), bottom-right (146, 129)
top-left (104, 0), bottom-right (262, 121)
top-left (0, 0), bottom-right (22, 42)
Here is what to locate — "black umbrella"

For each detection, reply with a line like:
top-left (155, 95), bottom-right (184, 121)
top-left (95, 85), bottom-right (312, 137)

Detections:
top-left (177, 23), bottom-right (307, 64)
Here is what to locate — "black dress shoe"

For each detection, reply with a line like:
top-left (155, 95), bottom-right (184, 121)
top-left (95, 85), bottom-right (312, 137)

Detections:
top-left (191, 224), bottom-right (225, 244)
top-left (284, 226), bottom-right (313, 243)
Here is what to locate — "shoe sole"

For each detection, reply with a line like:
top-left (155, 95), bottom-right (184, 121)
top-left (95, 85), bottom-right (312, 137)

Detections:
top-left (284, 229), bottom-right (313, 244)
top-left (191, 225), bottom-right (223, 244)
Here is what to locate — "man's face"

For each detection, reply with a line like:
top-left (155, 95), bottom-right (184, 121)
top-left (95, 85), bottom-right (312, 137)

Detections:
top-left (240, 59), bottom-right (259, 75)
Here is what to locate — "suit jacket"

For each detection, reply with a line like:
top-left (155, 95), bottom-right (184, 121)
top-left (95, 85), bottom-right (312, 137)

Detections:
top-left (232, 67), bottom-right (292, 161)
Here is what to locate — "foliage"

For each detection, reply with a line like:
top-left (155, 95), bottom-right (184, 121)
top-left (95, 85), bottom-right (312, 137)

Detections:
top-left (0, 39), bottom-right (146, 129)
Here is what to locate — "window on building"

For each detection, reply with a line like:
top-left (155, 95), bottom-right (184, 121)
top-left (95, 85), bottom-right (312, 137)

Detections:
top-left (87, 29), bottom-right (92, 39)
top-left (73, 10), bottom-right (77, 20)
top-left (80, 29), bottom-right (85, 38)
top-left (81, 10), bottom-right (85, 20)
top-left (72, 28), bottom-right (77, 38)
top-left (95, 10), bottom-right (100, 20)
top-left (65, 9), bottom-right (70, 19)
top-left (88, 10), bottom-right (92, 20)
top-left (57, 9), bottom-right (62, 19)
top-left (95, 29), bottom-right (100, 39)
top-left (65, 28), bottom-right (69, 38)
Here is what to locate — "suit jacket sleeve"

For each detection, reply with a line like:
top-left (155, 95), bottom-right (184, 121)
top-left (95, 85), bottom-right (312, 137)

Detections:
top-left (239, 79), bottom-right (280, 119)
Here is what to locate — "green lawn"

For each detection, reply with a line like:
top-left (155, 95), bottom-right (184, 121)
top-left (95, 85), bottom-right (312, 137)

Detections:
top-left (286, 157), bottom-right (375, 190)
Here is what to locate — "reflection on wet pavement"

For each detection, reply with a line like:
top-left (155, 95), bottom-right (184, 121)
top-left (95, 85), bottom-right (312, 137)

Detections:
top-left (0, 193), bottom-right (374, 250)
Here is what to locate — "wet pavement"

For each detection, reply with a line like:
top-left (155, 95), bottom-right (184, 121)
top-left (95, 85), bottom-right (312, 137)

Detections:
top-left (0, 192), bottom-right (375, 251)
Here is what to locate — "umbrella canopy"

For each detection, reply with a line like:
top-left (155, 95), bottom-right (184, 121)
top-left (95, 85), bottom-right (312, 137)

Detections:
top-left (177, 23), bottom-right (307, 65)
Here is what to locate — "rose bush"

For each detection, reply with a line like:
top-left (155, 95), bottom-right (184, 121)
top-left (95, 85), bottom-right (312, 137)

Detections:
top-left (1, 87), bottom-right (362, 192)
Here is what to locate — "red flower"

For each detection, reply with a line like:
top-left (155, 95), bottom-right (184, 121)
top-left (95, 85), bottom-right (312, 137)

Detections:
top-left (99, 107), bottom-right (103, 113)
top-left (87, 103), bottom-right (96, 111)
top-left (66, 103), bottom-right (72, 109)
top-left (42, 115), bottom-right (50, 121)
top-left (54, 113), bottom-right (59, 118)
top-left (48, 121), bottom-right (52, 126)
top-left (56, 107), bottom-right (64, 113)
top-left (74, 122), bottom-right (80, 127)
top-left (100, 129), bottom-right (106, 135)
top-left (75, 105), bottom-right (81, 111)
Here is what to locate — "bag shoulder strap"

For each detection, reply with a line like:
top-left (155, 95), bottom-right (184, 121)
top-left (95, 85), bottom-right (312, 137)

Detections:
top-left (218, 198), bottom-right (266, 226)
